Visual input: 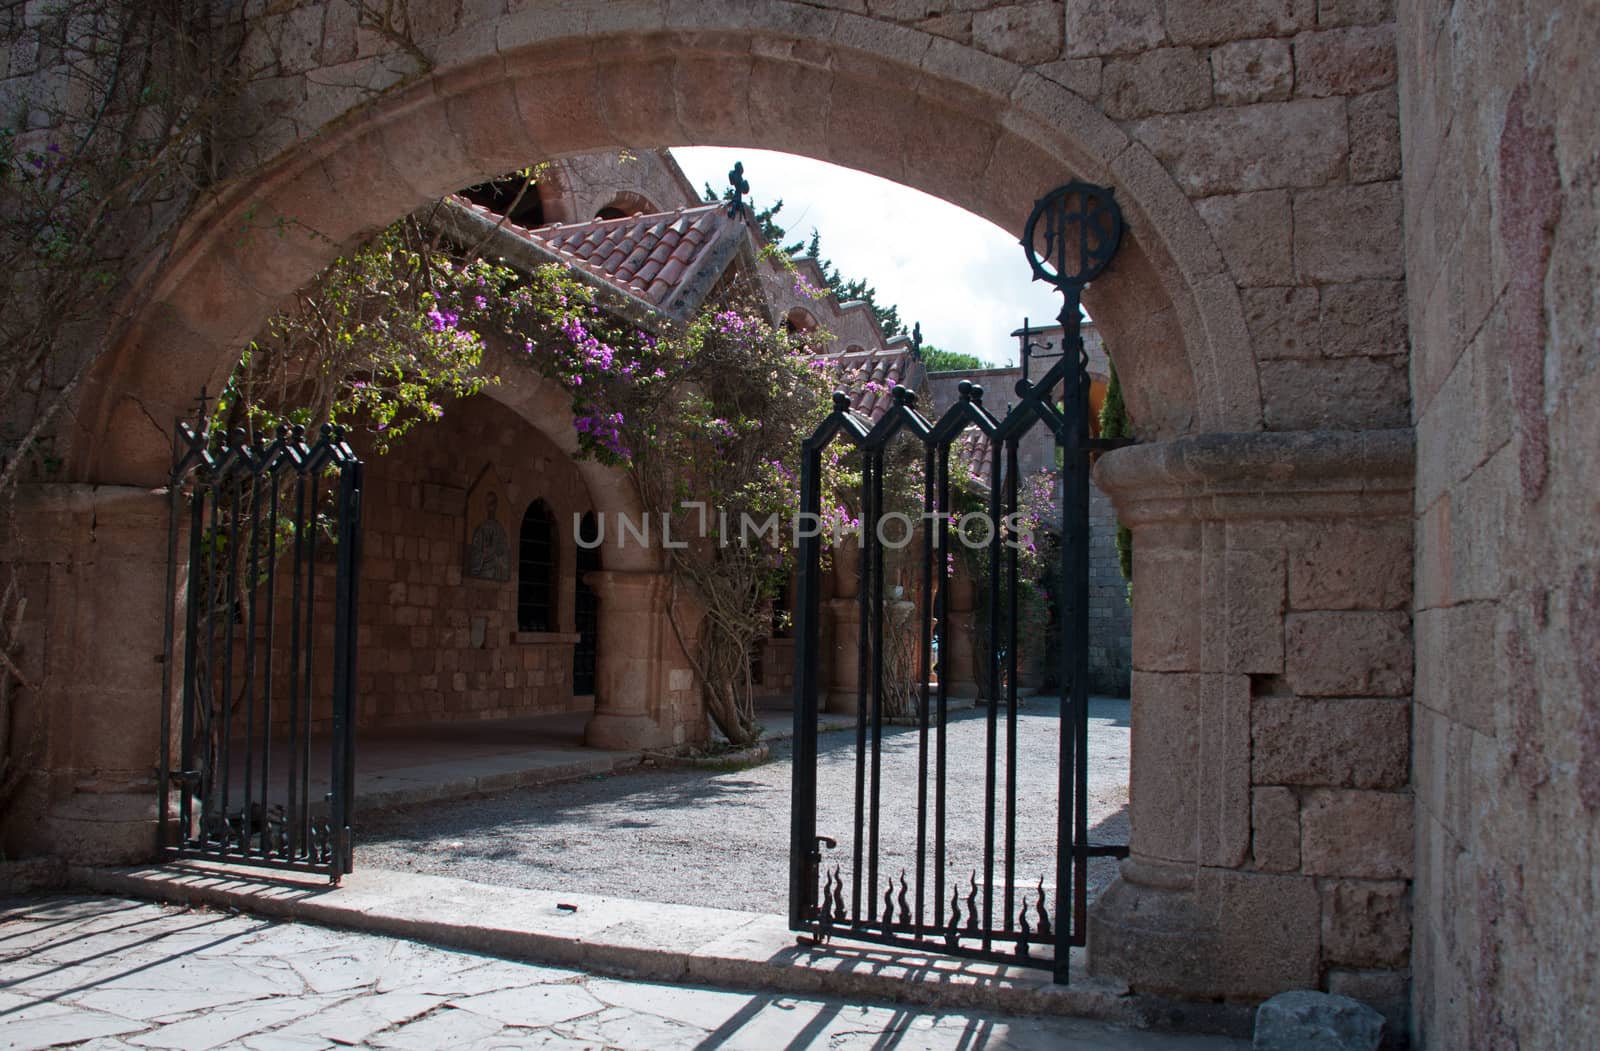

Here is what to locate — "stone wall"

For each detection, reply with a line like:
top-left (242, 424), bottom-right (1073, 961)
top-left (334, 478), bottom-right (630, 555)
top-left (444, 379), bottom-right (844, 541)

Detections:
top-left (544, 149), bottom-right (700, 223)
top-left (353, 393), bottom-right (597, 728)
top-left (1398, 0), bottom-right (1600, 1046)
top-left (1093, 432), bottom-right (1414, 1026)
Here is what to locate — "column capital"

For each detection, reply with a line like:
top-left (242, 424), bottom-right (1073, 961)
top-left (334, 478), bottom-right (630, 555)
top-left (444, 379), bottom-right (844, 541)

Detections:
top-left (1094, 429), bottom-right (1414, 523)
top-left (582, 568), bottom-right (670, 608)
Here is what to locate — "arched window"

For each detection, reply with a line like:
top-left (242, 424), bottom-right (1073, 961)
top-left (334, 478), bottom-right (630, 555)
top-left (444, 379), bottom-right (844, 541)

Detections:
top-left (595, 192), bottom-right (655, 219)
top-left (784, 307), bottom-right (819, 336)
top-left (518, 500), bottom-right (558, 633)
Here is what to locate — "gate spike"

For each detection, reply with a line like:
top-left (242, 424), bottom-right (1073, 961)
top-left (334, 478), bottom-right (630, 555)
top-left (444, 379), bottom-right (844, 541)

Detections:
top-left (1036, 876), bottom-right (1052, 938)
top-left (898, 871), bottom-right (912, 927)
top-left (884, 879), bottom-right (896, 930)
top-left (966, 872), bottom-right (980, 932)
top-left (1016, 901), bottom-right (1032, 958)
top-left (832, 867), bottom-right (845, 924)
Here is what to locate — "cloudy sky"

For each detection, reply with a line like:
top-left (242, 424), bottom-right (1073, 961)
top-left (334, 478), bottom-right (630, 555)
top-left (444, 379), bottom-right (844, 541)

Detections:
top-left (672, 146), bottom-right (1066, 366)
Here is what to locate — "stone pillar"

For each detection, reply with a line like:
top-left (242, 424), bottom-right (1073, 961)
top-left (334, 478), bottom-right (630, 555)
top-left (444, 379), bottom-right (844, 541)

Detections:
top-left (940, 569), bottom-right (980, 699)
top-left (583, 569), bottom-right (696, 751)
top-left (1088, 431), bottom-right (1414, 1006)
top-left (1, 484), bottom-right (171, 863)
top-left (824, 598), bottom-right (861, 715)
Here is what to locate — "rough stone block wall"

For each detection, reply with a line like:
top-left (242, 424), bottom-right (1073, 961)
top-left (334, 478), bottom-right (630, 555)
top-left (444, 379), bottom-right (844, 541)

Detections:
top-left (1097, 471), bottom-right (1414, 1014)
top-left (350, 394), bottom-right (597, 730)
top-left (1399, 0), bottom-right (1600, 1046)
top-left (1045, 0), bottom-right (1410, 434)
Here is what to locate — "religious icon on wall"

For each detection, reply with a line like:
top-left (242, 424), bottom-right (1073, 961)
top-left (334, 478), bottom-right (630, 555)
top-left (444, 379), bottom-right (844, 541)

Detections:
top-left (465, 470), bottom-right (512, 581)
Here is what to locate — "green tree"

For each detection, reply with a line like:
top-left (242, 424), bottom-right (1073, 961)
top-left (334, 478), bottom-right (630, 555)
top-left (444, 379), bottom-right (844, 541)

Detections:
top-left (799, 231), bottom-right (905, 338)
top-left (701, 182), bottom-right (804, 255)
top-left (920, 345), bottom-right (987, 372)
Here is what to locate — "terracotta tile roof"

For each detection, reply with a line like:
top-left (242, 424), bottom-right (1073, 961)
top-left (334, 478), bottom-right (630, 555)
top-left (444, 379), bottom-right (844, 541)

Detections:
top-left (448, 198), bottom-right (746, 321)
top-left (441, 196), bottom-right (928, 426)
top-left (957, 428), bottom-right (996, 486)
top-left (826, 340), bottom-right (925, 424)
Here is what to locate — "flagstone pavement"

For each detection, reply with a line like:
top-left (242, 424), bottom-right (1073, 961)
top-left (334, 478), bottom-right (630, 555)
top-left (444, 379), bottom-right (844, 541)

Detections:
top-left (1, 895), bottom-right (1248, 1050)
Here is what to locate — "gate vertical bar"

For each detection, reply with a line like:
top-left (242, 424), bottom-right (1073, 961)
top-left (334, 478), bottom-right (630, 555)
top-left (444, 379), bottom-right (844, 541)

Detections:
top-left (915, 443), bottom-right (935, 932)
top-left (1054, 326), bottom-right (1091, 980)
top-left (867, 448), bottom-right (885, 923)
top-left (1004, 435), bottom-right (1020, 936)
top-left (303, 466), bottom-right (320, 853)
top-left (789, 441), bottom-right (824, 929)
top-left (260, 447), bottom-right (280, 852)
top-left (179, 451), bottom-right (205, 842)
top-left (159, 425), bottom-right (185, 852)
top-left (219, 469), bottom-right (240, 840)
top-left (1016, 181), bottom-right (1124, 981)
top-left (242, 452), bottom-right (262, 855)
top-left (982, 431), bottom-right (1002, 948)
top-left (330, 448), bottom-right (362, 874)
top-left (286, 464), bottom-right (306, 859)
top-left (934, 443), bottom-right (951, 932)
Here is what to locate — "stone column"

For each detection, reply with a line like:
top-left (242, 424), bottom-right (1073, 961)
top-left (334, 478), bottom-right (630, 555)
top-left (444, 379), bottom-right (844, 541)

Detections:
top-left (583, 569), bottom-right (693, 751)
top-left (2, 484), bottom-right (171, 863)
top-left (824, 598), bottom-right (861, 715)
top-left (940, 568), bottom-right (980, 699)
top-left (1088, 431), bottom-right (1414, 1010)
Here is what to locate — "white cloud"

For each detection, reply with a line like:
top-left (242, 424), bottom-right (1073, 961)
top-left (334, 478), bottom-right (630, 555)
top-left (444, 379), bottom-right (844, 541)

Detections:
top-left (672, 146), bottom-right (1068, 366)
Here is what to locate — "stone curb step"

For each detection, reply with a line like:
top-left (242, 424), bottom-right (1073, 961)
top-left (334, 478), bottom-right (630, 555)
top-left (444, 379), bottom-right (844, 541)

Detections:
top-left (354, 752), bottom-right (642, 811)
top-left (70, 862), bottom-right (1249, 1037)
top-left (353, 713), bottom-right (856, 812)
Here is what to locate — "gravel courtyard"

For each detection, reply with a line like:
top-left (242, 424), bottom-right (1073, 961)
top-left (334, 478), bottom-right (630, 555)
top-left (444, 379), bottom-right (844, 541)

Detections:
top-left (357, 696), bottom-right (1129, 916)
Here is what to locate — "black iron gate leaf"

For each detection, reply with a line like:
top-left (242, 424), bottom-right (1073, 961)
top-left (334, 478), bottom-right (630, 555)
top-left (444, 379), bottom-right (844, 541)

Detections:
top-left (789, 182), bottom-right (1132, 982)
top-left (160, 418), bottom-right (363, 881)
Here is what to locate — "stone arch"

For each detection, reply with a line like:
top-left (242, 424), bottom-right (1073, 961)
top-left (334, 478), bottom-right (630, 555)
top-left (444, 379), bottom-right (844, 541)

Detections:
top-left (594, 190), bottom-right (657, 219)
top-left (68, 8), bottom-right (1259, 490)
top-left (784, 306), bottom-right (820, 335)
top-left (478, 341), bottom-right (659, 573)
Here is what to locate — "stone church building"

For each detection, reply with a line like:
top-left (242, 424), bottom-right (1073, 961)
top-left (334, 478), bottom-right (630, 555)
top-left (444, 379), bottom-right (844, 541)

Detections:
top-left (2, 2), bottom-right (1595, 1047)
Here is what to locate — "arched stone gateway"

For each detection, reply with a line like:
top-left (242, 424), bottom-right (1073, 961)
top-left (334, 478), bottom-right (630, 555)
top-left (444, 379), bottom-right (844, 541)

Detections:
top-left (11, 0), bottom-right (1420, 1024)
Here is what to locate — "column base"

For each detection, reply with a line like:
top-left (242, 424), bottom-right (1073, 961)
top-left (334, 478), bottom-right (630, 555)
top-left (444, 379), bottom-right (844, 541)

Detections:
top-left (824, 691), bottom-right (860, 715)
top-left (584, 711), bottom-right (675, 751)
top-left (45, 792), bottom-right (163, 865)
top-left (1089, 857), bottom-right (1320, 1000)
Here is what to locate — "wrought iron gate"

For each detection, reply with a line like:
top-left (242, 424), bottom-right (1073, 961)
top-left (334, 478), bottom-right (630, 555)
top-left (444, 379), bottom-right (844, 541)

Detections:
top-left (789, 182), bottom-right (1130, 982)
top-left (159, 416), bottom-right (364, 880)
